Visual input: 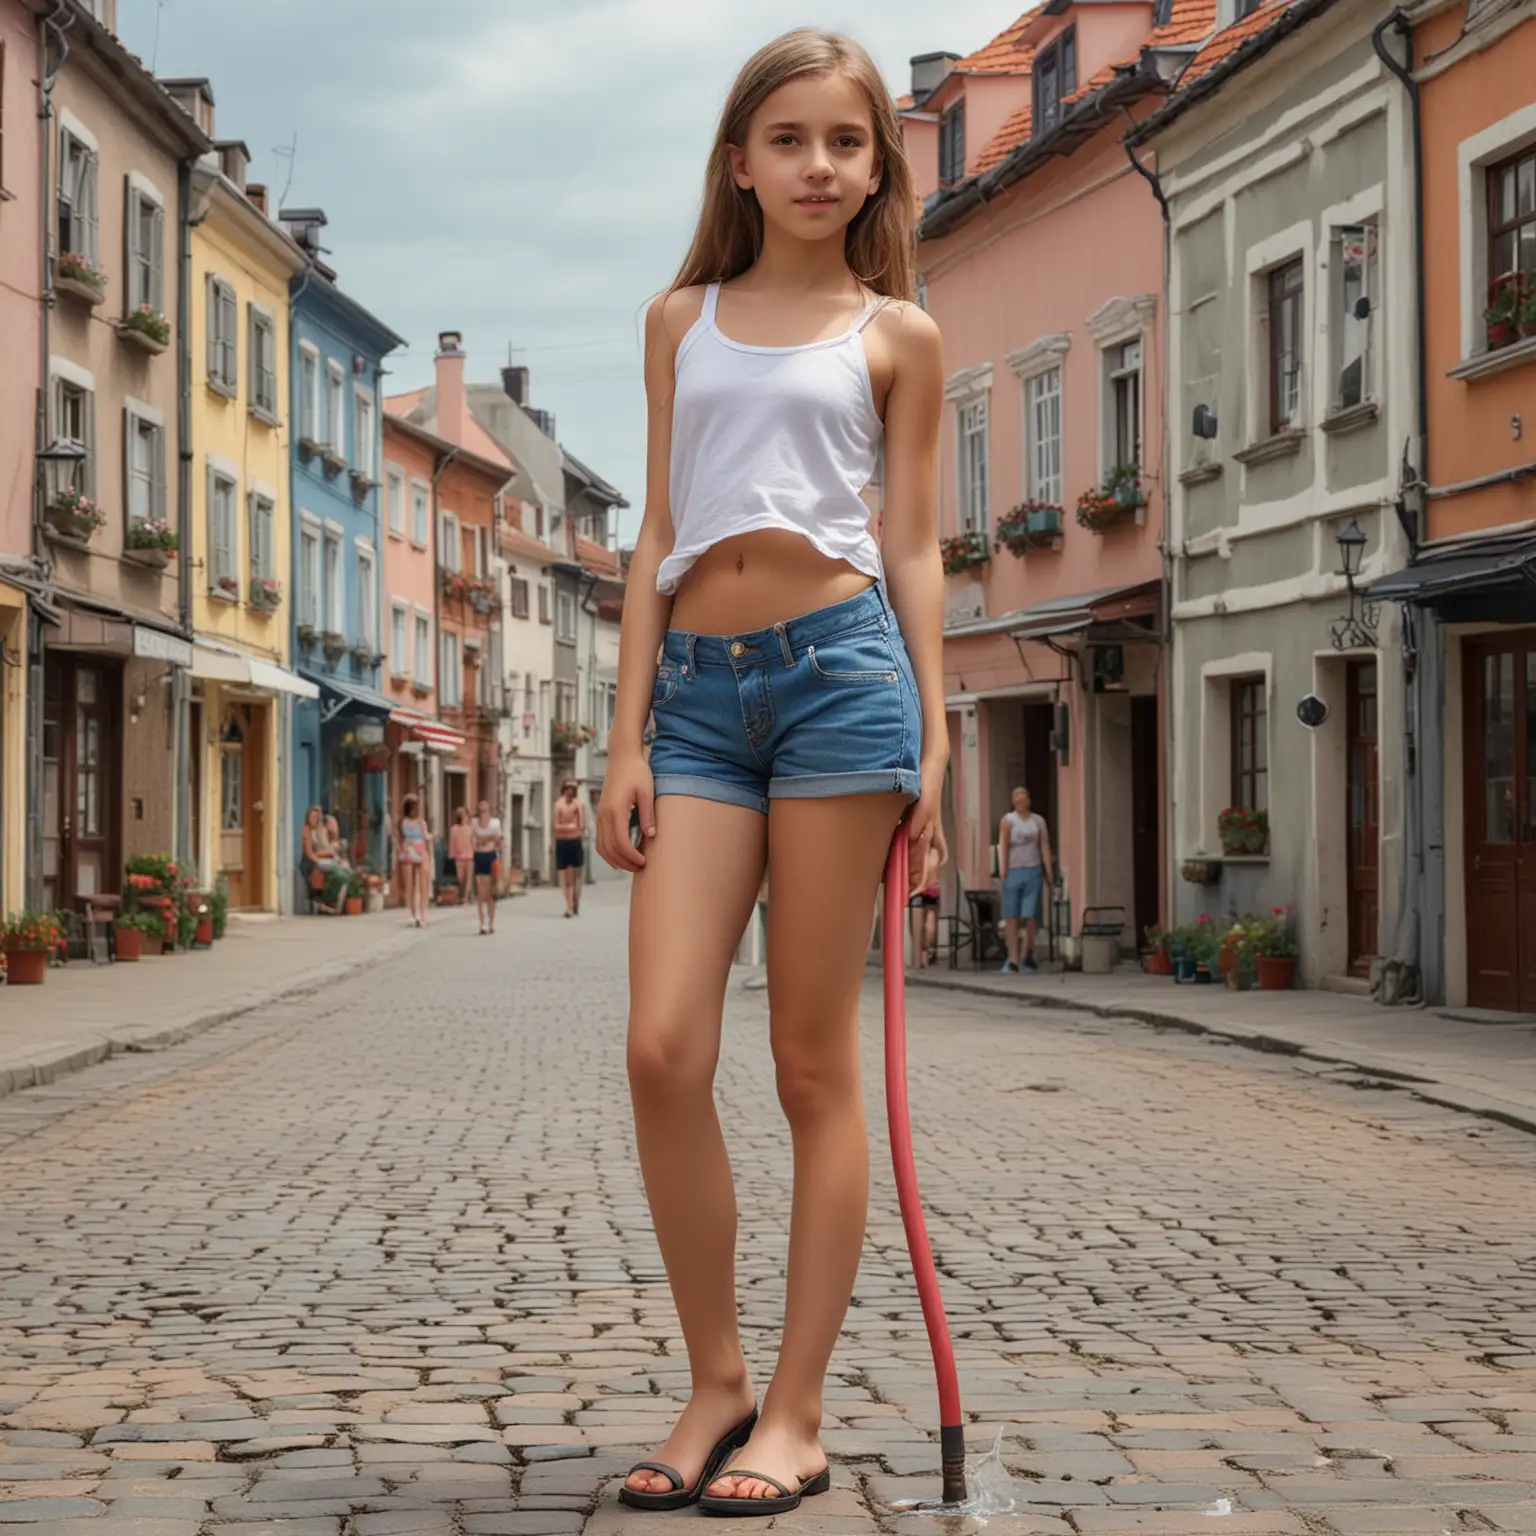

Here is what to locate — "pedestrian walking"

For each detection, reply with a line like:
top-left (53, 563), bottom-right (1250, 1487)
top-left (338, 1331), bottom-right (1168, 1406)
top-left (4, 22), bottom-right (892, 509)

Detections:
top-left (553, 780), bottom-right (586, 918)
top-left (448, 807), bottom-right (474, 905)
top-left (394, 794), bottom-right (432, 928)
top-left (908, 837), bottom-right (944, 968)
top-left (596, 29), bottom-right (944, 1517)
top-left (997, 786), bottom-right (1054, 973)
top-left (471, 798), bottom-right (502, 935)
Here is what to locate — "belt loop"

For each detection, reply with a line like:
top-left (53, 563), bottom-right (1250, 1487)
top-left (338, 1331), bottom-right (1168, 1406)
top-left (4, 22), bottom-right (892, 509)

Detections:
top-left (685, 633), bottom-right (697, 677)
top-left (775, 621), bottom-right (794, 668)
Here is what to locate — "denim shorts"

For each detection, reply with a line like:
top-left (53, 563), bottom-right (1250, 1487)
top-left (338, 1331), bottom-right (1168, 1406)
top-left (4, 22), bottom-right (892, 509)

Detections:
top-left (650, 583), bottom-right (922, 815)
top-left (1003, 865), bottom-right (1044, 921)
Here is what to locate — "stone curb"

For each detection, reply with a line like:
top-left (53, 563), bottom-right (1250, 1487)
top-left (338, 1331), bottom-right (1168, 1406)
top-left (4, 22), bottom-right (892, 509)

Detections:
top-left (894, 968), bottom-right (1536, 1139)
top-left (0, 921), bottom-right (430, 1103)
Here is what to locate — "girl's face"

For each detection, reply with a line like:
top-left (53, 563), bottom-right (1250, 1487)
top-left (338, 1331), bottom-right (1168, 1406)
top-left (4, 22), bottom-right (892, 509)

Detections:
top-left (730, 72), bottom-right (880, 243)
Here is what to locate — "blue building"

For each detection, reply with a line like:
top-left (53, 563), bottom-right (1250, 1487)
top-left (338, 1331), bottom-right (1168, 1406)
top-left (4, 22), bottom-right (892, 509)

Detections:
top-left (279, 209), bottom-right (404, 897)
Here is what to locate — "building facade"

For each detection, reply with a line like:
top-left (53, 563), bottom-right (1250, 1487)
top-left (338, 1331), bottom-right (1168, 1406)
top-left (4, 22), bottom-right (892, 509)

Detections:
top-left (171, 85), bottom-right (311, 914)
top-left (1367, 0), bottom-right (1536, 1009)
top-left (29, 0), bottom-right (208, 914)
top-left (1136, 0), bottom-right (1417, 990)
top-left (284, 208), bottom-right (402, 893)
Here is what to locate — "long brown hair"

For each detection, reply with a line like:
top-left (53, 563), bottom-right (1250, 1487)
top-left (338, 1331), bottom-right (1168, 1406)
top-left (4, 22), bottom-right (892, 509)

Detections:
top-left (671, 29), bottom-right (916, 301)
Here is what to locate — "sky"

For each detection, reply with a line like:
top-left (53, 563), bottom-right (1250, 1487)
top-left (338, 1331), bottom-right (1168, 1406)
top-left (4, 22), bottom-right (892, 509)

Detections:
top-left (120, 0), bottom-right (1019, 543)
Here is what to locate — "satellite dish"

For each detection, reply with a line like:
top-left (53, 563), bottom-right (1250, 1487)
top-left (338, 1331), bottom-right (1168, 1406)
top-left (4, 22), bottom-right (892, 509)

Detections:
top-left (1296, 694), bottom-right (1329, 729)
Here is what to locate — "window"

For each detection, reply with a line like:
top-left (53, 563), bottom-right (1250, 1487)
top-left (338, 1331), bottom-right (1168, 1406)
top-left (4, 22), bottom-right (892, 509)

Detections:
top-left (386, 468), bottom-right (405, 537)
top-left (326, 361), bottom-right (346, 454)
top-left (1486, 146), bottom-right (1535, 348)
top-left (1230, 677), bottom-right (1268, 813)
top-left (355, 390), bottom-right (376, 479)
top-left (299, 344), bottom-right (319, 441)
top-left (1108, 339), bottom-right (1142, 472)
top-left (440, 630), bottom-right (462, 707)
top-left (248, 491), bottom-right (274, 586)
top-left (390, 603), bottom-right (409, 678)
top-left (1234, 0), bottom-right (1262, 16)
top-left (206, 276), bottom-right (238, 395)
top-left (414, 613), bottom-right (432, 686)
top-left (1033, 29), bottom-right (1076, 137)
top-left (598, 682), bottom-right (617, 749)
top-left (472, 525), bottom-right (487, 577)
top-left (58, 125), bottom-right (99, 263)
top-left (938, 103), bottom-right (965, 187)
top-left (1266, 259), bottom-right (1304, 433)
top-left (250, 307), bottom-right (277, 419)
top-left (510, 577), bottom-right (530, 619)
top-left (207, 467), bottom-right (238, 594)
top-left (488, 628), bottom-right (505, 713)
top-left (54, 376), bottom-right (93, 495)
top-left (411, 480), bottom-right (429, 545)
top-left (126, 185), bottom-right (164, 313)
top-left (556, 588), bottom-right (577, 644)
top-left (474, 645), bottom-right (489, 707)
top-left (1025, 367), bottom-right (1062, 506)
top-left (1332, 223), bottom-right (1378, 409)
top-left (323, 527), bottom-right (343, 633)
top-left (440, 510), bottom-right (461, 571)
top-left (555, 680), bottom-right (577, 723)
top-left (357, 544), bottom-right (377, 652)
top-left (958, 396), bottom-right (989, 531)
top-left (298, 520), bottom-right (320, 629)
top-left (125, 412), bottom-right (165, 528)
top-left (538, 585), bottom-right (551, 624)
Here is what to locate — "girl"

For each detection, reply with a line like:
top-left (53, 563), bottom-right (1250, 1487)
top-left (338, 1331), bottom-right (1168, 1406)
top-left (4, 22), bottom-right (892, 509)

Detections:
top-left (597, 30), bottom-right (944, 1518)
top-left (449, 807), bottom-right (474, 905)
top-left (394, 794), bottom-right (432, 928)
top-left (470, 798), bottom-right (503, 935)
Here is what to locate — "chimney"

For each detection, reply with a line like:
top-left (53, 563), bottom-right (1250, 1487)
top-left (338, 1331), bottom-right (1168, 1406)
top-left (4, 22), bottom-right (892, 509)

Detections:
top-left (277, 206), bottom-right (328, 255)
top-left (216, 140), bottom-right (250, 192)
top-left (501, 365), bottom-right (529, 405)
top-left (246, 183), bottom-right (268, 216)
top-left (436, 331), bottom-right (467, 446)
top-left (158, 77), bottom-right (216, 137)
top-left (909, 51), bottom-right (960, 105)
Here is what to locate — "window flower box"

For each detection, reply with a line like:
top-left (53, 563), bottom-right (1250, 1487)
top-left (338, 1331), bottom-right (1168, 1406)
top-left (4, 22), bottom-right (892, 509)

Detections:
top-left (1217, 806), bottom-right (1269, 856)
top-left (297, 622), bottom-right (318, 646)
top-left (44, 489), bottom-right (107, 543)
top-left (213, 574), bottom-right (240, 599)
top-left (125, 519), bottom-right (178, 569)
top-left (1077, 465), bottom-right (1142, 533)
top-left (552, 720), bottom-right (597, 752)
top-left (349, 468), bottom-right (377, 498)
top-left (320, 447), bottom-right (347, 477)
top-left (117, 304), bottom-right (171, 354)
top-left (250, 576), bottom-right (283, 611)
top-left (940, 529), bottom-right (990, 575)
top-left (55, 252), bottom-right (106, 306)
top-left (995, 502), bottom-right (1063, 556)
top-left (322, 630), bottom-right (348, 662)
top-left (1485, 275), bottom-right (1525, 351)
top-left (1179, 857), bottom-right (1221, 886)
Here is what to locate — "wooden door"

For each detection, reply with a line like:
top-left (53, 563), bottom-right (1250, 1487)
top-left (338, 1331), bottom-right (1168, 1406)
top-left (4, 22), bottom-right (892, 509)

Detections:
top-left (42, 657), bottom-right (120, 908)
top-left (1464, 634), bottom-right (1535, 1011)
top-left (219, 706), bottom-right (248, 908)
top-left (244, 705), bottom-right (267, 910)
top-left (1131, 695), bottom-right (1160, 944)
top-left (1346, 660), bottom-right (1380, 975)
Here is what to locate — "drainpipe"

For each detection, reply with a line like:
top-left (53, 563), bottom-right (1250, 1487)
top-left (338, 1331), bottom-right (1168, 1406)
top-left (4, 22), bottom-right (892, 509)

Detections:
top-left (1124, 135), bottom-right (1177, 930)
top-left (431, 443), bottom-right (463, 833)
top-left (173, 152), bottom-right (197, 875)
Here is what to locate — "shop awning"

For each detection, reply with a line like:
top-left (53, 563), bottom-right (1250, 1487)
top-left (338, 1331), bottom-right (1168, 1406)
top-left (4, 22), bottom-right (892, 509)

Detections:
top-left (1365, 534), bottom-right (1536, 606)
top-left (1008, 581), bottom-right (1162, 645)
top-left (390, 707), bottom-right (467, 754)
top-left (306, 672), bottom-right (397, 716)
top-left (192, 639), bottom-right (320, 698)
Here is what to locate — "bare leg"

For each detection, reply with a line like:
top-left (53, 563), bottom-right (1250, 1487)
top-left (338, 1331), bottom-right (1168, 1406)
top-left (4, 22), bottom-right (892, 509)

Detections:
top-left (560, 865), bottom-right (574, 916)
top-left (923, 906), bottom-right (938, 963)
top-left (1004, 915), bottom-right (1021, 966)
top-left (909, 904), bottom-right (923, 969)
top-left (1024, 916), bottom-right (1038, 964)
top-left (624, 795), bottom-right (766, 1496)
top-left (708, 792), bottom-right (905, 1503)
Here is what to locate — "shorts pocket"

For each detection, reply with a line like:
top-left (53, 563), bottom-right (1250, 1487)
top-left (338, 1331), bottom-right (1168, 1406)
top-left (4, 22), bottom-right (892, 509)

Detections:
top-left (652, 666), bottom-right (679, 706)
top-left (806, 633), bottom-right (899, 685)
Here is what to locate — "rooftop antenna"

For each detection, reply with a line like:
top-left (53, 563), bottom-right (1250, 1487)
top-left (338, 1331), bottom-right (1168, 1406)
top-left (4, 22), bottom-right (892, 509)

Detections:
top-left (150, 0), bottom-right (167, 73)
top-left (272, 132), bottom-right (298, 211)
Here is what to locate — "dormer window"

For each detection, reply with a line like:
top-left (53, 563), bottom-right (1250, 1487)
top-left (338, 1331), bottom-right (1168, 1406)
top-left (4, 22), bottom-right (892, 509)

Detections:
top-left (1033, 28), bottom-right (1076, 136)
top-left (939, 102), bottom-right (966, 187)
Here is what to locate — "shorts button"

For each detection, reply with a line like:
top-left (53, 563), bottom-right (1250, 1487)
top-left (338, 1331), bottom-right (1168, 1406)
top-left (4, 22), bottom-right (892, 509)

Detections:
top-left (730, 641), bottom-right (746, 658)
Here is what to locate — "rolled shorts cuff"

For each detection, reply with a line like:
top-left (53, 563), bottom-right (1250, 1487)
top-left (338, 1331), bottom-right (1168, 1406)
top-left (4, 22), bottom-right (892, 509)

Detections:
top-left (769, 769), bottom-right (920, 802)
top-left (653, 773), bottom-right (769, 815)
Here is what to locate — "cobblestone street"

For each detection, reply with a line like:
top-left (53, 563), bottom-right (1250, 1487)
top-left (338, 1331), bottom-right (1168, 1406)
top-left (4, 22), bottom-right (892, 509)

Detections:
top-left (3, 885), bottom-right (1536, 1535)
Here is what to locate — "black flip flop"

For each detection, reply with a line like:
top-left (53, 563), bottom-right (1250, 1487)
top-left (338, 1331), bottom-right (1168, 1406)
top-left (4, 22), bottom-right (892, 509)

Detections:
top-left (699, 1465), bottom-right (831, 1517)
top-left (617, 1406), bottom-right (758, 1511)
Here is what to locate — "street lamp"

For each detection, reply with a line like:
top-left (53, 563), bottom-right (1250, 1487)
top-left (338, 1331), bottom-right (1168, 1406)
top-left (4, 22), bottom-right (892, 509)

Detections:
top-left (36, 438), bottom-right (87, 512)
top-left (1330, 518), bottom-right (1379, 650)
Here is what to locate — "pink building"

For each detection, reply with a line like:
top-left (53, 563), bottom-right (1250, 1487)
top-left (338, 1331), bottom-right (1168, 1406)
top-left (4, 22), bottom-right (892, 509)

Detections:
top-left (905, 0), bottom-right (1209, 956)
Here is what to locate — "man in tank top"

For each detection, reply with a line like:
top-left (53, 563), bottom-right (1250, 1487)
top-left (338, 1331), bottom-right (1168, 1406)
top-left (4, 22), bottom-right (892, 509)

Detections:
top-left (997, 785), bottom-right (1054, 973)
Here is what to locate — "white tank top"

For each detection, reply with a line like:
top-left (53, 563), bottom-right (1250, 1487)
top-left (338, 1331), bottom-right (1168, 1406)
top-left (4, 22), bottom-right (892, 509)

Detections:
top-left (657, 282), bottom-right (886, 596)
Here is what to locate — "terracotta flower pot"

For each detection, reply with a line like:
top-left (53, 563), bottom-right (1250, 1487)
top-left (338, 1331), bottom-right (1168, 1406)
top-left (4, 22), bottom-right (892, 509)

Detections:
top-left (344, 896), bottom-right (363, 916)
top-left (141, 930), bottom-right (164, 957)
top-left (1257, 956), bottom-right (1295, 990)
top-left (115, 927), bottom-right (143, 961)
top-left (1147, 946), bottom-right (1173, 976)
top-left (1219, 942), bottom-right (1238, 975)
top-left (5, 946), bottom-right (48, 984)
top-left (195, 917), bottom-right (214, 946)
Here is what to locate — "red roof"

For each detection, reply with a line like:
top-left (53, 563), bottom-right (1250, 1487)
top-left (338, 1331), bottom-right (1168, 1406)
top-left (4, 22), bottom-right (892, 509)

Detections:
top-left (575, 535), bottom-right (622, 578)
top-left (1173, 0), bottom-right (1288, 83)
top-left (956, 7), bottom-right (1043, 72)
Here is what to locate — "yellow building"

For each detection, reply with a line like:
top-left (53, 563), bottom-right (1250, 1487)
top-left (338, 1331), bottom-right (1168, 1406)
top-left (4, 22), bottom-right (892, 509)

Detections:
top-left (177, 94), bottom-right (312, 912)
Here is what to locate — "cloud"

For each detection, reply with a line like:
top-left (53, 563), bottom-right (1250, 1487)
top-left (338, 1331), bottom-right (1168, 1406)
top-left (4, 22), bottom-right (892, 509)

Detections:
top-left (123, 0), bottom-right (1020, 538)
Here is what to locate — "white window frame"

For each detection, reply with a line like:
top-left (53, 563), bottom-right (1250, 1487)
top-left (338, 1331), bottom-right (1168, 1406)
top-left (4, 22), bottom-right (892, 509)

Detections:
top-left (957, 397), bottom-right (989, 533)
top-left (206, 457), bottom-right (240, 597)
top-left (354, 388), bottom-right (376, 482)
top-left (125, 175), bottom-right (164, 316)
top-left (1455, 103), bottom-right (1536, 367)
top-left (326, 359), bottom-right (346, 455)
top-left (410, 478), bottom-right (430, 547)
top-left (247, 485), bottom-right (276, 590)
top-left (555, 587), bottom-right (577, 645)
top-left (49, 358), bottom-right (95, 499)
top-left (124, 401), bottom-right (165, 529)
top-left (413, 608), bottom-right (433, 688)
top-left (385, 465), bottom-right (406, 539)
top-left (298, 341), bottom-right (320, 443)
top-left (207, 274), bottom-right (238, 397)
top-left (249, 303), bottom-right (278, 422)
top-left (1104, 338), bottom-right (1143, 478)
top-left (440, 509), bottom-right (461, 572)
top-left (440, 628), bottom-right (463, 708)
top-left (1198, 653), bottom-right (1273, 854)
top-left (356, 539), bottom-right (377, 652)
top-left (57, 113), bottom-right (100, 265)
top-left (1243, 225), bottom-right (1311, 445)
top-left (323, 522), bottom-right (344, 635)
top-left (390, 601), bottom-right (410, 679)
top-left (298, 513), bottom-right (322, 630)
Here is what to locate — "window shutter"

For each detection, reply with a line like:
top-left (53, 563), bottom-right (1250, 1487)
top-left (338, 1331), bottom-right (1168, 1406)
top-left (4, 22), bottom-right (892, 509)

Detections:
top-left (55, 128), bottom-right (73, 256)
top-left (206, 275), bottom-right (219, 382)
top-left (123, 182), bottom-right (136, 312)
top-left (223, 288), bottom-right (238, 388)
top-left (248, 307), bottom-right (258, 405)
top-left (150, 204), bottom-right (165, 313)
top-left (83, 390), bottom-right (95, 499)
top-left (153, 422), bottom-right (166, 524)
top-left (206, 464), bottom-right (218, 584)
top-left (84, 151), bottom-right (100, 262)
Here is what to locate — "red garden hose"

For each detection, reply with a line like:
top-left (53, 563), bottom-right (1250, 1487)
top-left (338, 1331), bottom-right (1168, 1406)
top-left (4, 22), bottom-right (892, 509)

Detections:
top-left (883, 830), bottom-right (967, 1505)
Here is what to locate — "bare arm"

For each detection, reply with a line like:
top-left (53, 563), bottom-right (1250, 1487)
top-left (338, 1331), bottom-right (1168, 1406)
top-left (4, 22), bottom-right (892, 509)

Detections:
top-left (1039, 819), bottom-right (1055, 887)
top-left (878, 302), bottom-right (948, 883)
top-left (998, 817), bottom-right (1010, 886)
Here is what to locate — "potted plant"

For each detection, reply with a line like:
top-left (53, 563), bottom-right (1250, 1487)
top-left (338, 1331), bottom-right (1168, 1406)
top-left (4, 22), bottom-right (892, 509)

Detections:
top-left (43, 486), bottom-right (109, 543)
top-left (995, 502), bottom-right (1063, 556)
top-left (1144, 924), bottom-right (1174, 976)
top-left (124, 518), bottom-right (179, 568)
top-left (115, 910), bottom-right (163, 962)
top-left (211, 878), bottom-right (229, 941)
top-left (1180, 857), bottom-right (1220, 886)
top-left (55, 249), bottom-right (107, 303)
top-left (1218, 806), bottom-right (1269, 856)
top-left (118, 304), bottom-right (171, 354)
top-left (1485, 277), bottom-right (1521, 350)
top-left (1166, 923), bottom-right (1198, 983)
top-left (1251, 906), bottom-right (1299, 989)
top-left (1189, 915), bottom-right (1219, 984)
top-left (344, 869), bottom-right (366, 916)
top-left (187, 891), bottom-right (214, 948)
top-left (1074, 485), bottom-right (1122, 534)
top-left (251, 575), bottom-right (283, 611)
top-left (1521, 282), bottom-right (1536, 341)
top-left (939, 529), bottom-right (990, 575)
top-left (2, 910), bottom-right (64, 984)
top-left (1105, 462), bottom-right (1143, 510)
top-left (215, 573), bottom-right (240, 598)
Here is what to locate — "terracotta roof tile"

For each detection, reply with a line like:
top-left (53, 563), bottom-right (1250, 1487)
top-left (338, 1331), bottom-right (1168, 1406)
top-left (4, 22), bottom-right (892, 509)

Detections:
top-left (896, 91), bottom-right (916, 109)
top-left (1150, 0), bottom-right (1220, 46)
top-left (957, 5), bottom-right (1046, 73)
top-left (1176, 0), bottom-right (1293, 82)
top-left (974, 101), bottom-right (1033, 173)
